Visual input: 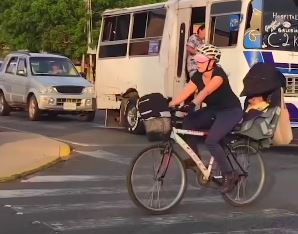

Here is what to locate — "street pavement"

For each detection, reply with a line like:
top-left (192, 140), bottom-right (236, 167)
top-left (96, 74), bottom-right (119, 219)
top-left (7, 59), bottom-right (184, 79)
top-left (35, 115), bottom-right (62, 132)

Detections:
top-left (0, 111), bottom-right (297, 234)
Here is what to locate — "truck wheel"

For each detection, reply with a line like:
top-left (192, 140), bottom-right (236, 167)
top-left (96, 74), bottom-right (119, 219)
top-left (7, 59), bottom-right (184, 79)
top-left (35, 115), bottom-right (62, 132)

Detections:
top-left (124, 97), bottom-right (145, 134)
top-left (28, 95), bottom-right (41, 121)
top-left (0, 92), bottom-right (10, 116)
top-left (81, 111), bottom-right (96, 122)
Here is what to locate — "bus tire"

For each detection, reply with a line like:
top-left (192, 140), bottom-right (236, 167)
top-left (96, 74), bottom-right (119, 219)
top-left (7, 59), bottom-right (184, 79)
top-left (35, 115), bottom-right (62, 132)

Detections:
top-left (124, 97), bottom-right (145, 134)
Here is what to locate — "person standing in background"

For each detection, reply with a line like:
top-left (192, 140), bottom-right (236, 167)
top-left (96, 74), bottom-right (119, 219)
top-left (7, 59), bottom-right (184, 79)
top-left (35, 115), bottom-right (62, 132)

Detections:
top-left (186, 24), bottom-right (205, 79)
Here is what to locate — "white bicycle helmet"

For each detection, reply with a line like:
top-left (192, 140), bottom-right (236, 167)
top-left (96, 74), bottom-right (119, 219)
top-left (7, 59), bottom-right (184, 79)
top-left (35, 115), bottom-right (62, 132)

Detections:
top-left (196, 44), bottom-right (221, 63)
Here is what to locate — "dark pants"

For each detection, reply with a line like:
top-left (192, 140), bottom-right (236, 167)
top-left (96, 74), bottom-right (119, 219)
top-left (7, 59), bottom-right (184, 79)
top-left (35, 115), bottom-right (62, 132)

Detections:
top-left (182, 107), bottom-right (243, 174)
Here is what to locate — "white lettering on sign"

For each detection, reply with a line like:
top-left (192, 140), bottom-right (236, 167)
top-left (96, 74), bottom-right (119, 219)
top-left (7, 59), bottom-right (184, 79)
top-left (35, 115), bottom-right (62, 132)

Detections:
top-left (294, 36), bottom-right (298, 47)
top-left (272, 12), bottom-right (298, 21)
top-left (267, 32), bottom-right (298, 48)
top-left (268, 32), bottom-right (280, 48)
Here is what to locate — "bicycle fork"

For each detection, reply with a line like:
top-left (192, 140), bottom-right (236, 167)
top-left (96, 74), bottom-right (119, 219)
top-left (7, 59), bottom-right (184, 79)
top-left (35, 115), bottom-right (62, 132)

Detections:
top-left (154, 142), bottom-right (173, 183)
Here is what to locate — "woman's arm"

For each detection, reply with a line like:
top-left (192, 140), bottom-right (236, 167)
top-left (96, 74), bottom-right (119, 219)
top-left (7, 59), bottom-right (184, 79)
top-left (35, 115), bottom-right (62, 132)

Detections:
top-left (192, 76), bottom-right (223, 106)
top-left (169, 81), bottom-right (197, 107)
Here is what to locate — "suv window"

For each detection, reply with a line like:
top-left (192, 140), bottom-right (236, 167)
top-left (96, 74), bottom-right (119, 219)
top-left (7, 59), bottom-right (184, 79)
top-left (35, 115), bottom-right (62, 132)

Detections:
top-left (30, 57), bottom-right (79, 77)
top-left (5, 57), bottom-right (18, 74)
top-left (16, 58), bottom-right (27, 76)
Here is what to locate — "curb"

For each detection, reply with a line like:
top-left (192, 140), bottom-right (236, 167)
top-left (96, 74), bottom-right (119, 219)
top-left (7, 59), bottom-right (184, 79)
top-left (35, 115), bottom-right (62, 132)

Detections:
top-left (0, 158), bottom-right (61, 183)
top-left (0, 141), bottom-right (72, 183)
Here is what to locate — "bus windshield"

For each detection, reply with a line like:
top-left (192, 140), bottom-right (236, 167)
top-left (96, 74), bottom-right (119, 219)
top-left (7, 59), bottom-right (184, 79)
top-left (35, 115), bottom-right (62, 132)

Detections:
top-left (244, 0), bottom-right (298, 51)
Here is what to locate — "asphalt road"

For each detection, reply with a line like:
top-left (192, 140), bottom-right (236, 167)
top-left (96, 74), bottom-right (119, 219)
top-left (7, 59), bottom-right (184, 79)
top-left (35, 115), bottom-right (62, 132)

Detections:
top-left (0, 111), bottom-right (297, 234)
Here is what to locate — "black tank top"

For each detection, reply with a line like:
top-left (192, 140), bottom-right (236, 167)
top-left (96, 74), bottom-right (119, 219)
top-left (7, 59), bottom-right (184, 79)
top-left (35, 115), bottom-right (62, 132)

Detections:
top-left (191, 66), bottom-right (241, 110)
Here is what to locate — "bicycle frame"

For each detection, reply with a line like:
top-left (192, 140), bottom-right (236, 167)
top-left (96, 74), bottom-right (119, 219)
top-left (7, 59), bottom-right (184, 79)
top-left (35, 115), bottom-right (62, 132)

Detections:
top-left (170, 127), bottom-right (215, 180)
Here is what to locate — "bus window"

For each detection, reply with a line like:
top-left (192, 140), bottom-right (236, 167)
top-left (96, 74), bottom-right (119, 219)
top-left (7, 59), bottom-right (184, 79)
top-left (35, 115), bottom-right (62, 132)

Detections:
top-left (190, 7), bottom-right (206, 35)
top-left (209, 1), bottom-right (241, 47)
top-left (244, 0), bottom-right (263, 49)
top-left (99, 14), bottom-right (130, 58)
top-left (210, 14), bottom-right (240, 47)
top-left (130, 8), bottom-right (166, 56)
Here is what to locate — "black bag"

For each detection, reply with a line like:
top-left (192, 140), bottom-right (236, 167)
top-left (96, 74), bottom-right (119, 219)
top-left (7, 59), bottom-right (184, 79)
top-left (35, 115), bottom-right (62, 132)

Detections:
top-left (138, 93), bottom-right (171, 141)
top-left (138, 93), bottom-right (170, 120)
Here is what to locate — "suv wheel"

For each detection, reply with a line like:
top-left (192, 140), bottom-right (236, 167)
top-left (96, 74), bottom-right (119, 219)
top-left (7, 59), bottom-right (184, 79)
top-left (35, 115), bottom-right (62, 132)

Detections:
top-left (0, 92), bottom-right (10, 116)
top-left (28, 96), bottom-right (41, 121)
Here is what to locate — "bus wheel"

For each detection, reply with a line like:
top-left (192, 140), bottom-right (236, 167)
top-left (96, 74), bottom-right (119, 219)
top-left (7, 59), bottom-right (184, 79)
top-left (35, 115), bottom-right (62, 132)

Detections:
top-left (124, 97), bottom-right (145, 134)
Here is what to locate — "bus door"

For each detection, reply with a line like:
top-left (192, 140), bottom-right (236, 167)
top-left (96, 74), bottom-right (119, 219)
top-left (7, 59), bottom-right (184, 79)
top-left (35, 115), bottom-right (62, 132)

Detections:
top-left (173, 6), bottom-right (206, 97)
top-left (173, 8), bottom-right (190, 97)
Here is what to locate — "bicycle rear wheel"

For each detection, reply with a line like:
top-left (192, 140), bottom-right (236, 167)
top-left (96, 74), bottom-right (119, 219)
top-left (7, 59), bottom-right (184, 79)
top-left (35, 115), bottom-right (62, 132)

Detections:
top-left (127, 144), bottom-right (187, 214)
top-left (223, 141), bottom-right (265, 206)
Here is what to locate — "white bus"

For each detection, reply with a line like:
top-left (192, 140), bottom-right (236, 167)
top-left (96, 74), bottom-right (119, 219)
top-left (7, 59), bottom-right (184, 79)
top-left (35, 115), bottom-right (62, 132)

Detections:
top-left (95, 0), bottom-right (298, 133)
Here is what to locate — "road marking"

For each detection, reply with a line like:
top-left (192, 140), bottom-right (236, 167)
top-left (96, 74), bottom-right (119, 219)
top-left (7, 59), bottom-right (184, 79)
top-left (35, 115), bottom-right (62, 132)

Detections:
top-left (8, 196), bottom-right (223, 214)
top-left (21, 175), bottom-right (125, 183)
top-left (0, 185), bottom-right (201, 199)
top-left (43, 209), bottom-right (298, 232)
top-left (76, 150), bottom-right (131, 164)
top-left (52, 138), bottom-right (149, 147)
top-left (0, 125), bottom-right (26, 133)
top-left (0, 124), bottom-right (149, 147)
top-left (193, 228), bottom-right (298, 234)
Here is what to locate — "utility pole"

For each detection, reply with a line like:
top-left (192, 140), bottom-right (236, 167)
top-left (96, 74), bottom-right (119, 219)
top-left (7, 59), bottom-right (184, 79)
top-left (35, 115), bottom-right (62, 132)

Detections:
top-left (84, 0), bottom-right (96, 83)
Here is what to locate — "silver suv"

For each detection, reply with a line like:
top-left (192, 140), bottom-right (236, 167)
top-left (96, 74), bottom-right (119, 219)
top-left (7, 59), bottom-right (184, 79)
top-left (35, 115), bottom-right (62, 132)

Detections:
top-left (0, 52), bottom-right (96, 121)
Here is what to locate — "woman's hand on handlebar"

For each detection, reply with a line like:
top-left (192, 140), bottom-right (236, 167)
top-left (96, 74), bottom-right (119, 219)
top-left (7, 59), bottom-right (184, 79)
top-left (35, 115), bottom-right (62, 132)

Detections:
top-left (179, 102), bottom-right (196, 113)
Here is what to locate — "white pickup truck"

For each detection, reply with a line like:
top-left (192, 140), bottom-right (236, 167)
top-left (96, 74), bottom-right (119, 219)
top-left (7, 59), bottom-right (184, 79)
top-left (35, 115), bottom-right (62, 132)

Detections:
top-left (0, 52), bottom-right (96, 121)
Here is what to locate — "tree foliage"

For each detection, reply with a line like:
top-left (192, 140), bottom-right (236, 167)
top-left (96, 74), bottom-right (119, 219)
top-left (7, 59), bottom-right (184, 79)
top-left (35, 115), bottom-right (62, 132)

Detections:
top-left (0, 0), bottom-right (164, 59)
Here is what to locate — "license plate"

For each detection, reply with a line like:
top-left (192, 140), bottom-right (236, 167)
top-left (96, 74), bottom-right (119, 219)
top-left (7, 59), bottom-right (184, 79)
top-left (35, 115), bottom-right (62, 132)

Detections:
top-left (63, 102), bottom-right (76, 110)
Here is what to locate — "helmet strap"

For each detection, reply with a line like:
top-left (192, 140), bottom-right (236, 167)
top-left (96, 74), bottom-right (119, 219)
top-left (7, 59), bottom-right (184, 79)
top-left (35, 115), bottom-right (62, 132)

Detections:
top-left (202, 60), bottom-right (214, 73)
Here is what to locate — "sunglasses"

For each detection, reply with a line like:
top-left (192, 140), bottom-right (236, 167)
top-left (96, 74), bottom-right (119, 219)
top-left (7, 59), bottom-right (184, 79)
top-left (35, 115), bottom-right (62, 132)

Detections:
top-left (194, 54), bottom-right (210, 63)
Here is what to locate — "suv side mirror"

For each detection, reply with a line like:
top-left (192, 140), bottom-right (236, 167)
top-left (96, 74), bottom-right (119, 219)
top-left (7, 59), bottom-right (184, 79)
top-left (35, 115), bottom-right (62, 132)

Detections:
top-left (80, 72), bottom-right (86, 79)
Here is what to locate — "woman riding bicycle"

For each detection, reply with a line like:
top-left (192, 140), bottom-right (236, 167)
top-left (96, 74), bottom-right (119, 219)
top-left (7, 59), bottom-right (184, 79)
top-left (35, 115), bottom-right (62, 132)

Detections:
top-left (169, 44), bottom-right (243, 193)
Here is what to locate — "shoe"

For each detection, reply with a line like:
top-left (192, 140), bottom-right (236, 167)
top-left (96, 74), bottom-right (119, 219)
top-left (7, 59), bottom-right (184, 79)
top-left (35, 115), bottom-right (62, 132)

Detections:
top-left (220, 171), bottom-right (239, 194)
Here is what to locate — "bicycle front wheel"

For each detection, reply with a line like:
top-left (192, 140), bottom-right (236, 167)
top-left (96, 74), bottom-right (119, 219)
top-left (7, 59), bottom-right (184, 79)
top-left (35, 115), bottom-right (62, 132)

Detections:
top-left (127, 144), bottom-right (187, 214)
top-left (223, 141), bottom-right (265, 206)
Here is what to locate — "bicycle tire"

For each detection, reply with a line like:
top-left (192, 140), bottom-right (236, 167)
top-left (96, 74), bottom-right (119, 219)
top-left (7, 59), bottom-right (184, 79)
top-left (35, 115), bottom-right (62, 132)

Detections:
top-left (223, 141), bottom-right (266, 206)
top-left (127, 144), bottom-right (187, 214)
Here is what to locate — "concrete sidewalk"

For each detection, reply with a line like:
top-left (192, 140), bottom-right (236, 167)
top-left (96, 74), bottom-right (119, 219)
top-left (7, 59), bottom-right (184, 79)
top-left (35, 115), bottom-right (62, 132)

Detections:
top-left (0, 131), bottom-right (71, 182)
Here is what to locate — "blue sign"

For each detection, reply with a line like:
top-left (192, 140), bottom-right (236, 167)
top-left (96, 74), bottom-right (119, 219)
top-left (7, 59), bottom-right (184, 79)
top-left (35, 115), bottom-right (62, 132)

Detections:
top-left (229, 15), bottom-right (240, 32)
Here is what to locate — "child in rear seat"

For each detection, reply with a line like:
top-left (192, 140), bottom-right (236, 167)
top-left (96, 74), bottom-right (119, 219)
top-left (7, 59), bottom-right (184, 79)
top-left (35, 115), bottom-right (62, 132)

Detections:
top-left (243, 95), bottom-right (269, 121)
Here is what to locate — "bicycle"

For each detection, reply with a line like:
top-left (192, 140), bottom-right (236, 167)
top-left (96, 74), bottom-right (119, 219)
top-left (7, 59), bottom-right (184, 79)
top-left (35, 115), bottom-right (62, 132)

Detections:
top-left (127, 108), bottom-right (269, 214)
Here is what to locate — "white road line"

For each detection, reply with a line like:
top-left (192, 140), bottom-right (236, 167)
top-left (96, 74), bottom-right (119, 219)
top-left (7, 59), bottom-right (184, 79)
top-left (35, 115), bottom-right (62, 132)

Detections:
top-left (53, 138), bottom-right (149, 147)
top-left (0, 187), bottom-right (125, 198)
top-left (52, 138), bottom-right (103, 147)
top-left (193, 228), bottom-right (298, 234)
top-left (0, 125), bottom-right (26, 133)
top-left (0, 185), bottom-right (201, 199)
top-left (0, 124), bottom-right (149, 147)
top-left (8, 196), bottom-right (223, 214)
top-left (76, 150), bottom-right (131, 164)
top-left (43, 209), bottom-right (298, 232)
top-left (21, 175), bottom-right (125, 183)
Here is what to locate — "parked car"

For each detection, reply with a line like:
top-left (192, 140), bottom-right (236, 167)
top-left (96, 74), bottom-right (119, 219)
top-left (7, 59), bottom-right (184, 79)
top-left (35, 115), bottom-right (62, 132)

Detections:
top-left (0, 52), bottom-right (96, 121)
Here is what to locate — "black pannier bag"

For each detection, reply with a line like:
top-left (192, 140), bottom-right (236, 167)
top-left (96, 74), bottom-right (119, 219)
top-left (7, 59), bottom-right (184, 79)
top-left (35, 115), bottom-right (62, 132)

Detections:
top-left (138, 93), bottom-right (171, 141)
